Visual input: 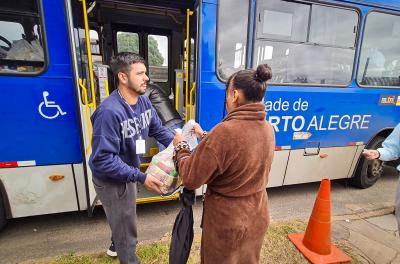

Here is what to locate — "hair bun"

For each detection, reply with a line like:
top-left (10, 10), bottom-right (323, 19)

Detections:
top-left (255, 64), bottom-right (272, 82)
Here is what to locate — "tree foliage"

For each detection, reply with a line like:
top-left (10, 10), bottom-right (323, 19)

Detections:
top-left (148, 36), bottom-right (164, 66)
top-left (116, 33), bottom-right (164, 66)
top-left (117, 32), bottom-right (139, 54)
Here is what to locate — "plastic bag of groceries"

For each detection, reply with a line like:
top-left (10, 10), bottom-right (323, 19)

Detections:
top-left (146, 120), bottom-right (198, 194)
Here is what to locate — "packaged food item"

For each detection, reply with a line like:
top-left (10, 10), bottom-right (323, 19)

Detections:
top-left (146, 144), bottom-right (179, 194)
top-left (145, 120), bottom-right (198, 194)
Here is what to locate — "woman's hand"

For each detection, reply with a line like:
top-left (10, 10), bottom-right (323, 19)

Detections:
top-left (192, 123), bottom-right (204, 138)
top-left (173, 131), bottom-right (183, 146)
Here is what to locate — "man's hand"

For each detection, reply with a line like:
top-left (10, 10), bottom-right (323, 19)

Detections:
top-left (362, 149), bottom-right (380, 160)
top-left (173, 131), bottom-right (183, 146)
top-left (192, 123), bottom-right (204, 138)
top-left (143, 174), bottom-right (164, 194)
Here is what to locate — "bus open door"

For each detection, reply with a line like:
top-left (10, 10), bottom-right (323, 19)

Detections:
top-left (66, 0), bottom-right (199, 212)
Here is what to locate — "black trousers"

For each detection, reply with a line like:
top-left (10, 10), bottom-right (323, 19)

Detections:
top-left (93, 177), bottom-right (140, 264)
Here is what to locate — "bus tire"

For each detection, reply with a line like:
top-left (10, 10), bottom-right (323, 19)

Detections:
top-left (351, 136), bottom-right (385, 189)
top-left (0, 192), bottom-right (6, 230)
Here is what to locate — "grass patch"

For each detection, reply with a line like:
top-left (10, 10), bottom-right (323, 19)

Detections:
top-left (136, 237), bottom-right (200, 264)
top-left (42, 253), bottom-right (115, 264)
top-left (35, 220), bottom-right (361, 264)
top-left (260, 219), bottom-right (309, 264)
top-left (261, 220), bottom-right (363, 264)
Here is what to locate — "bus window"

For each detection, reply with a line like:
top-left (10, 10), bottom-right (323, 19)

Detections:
top-left (357, 12), bottom-right (400, 87)
top-left (217, 0), bottom-right (249, 80)
top-left (117, 31), bottom-right (139, 54)
top-left (309, 5), bottom-right (357, 48)
top-left (257, 0), bottom-right (309, 42)
top-left (148, 35), bottom-right (168, 82)
top-left (253, 0), bottom-right (358, 86)
top-left (0, 0), bottom-right (45, 74)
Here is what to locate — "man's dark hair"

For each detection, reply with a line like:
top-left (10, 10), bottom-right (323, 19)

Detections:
top-left (226, 64), bottom-right (272, 102)
top-left (110, 52), bottom-right (145, 77)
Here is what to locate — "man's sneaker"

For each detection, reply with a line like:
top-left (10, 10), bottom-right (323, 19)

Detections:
top-left (106, 242), bottom-right (117, 257)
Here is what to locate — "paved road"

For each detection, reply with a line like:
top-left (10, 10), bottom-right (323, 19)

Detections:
top-left (0, 167), bottom-right (397, 263)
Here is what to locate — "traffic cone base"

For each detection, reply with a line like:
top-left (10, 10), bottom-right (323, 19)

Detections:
top-left (288, 232), bottom-right (352, 264)
top-left (288, 179), bottom-right (351, 263)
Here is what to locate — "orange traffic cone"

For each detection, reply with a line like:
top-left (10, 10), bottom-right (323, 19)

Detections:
top-left (288, 179), bottom-right (351, 264)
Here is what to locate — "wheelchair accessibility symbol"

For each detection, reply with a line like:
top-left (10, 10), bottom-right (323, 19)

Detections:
top-left (38, 91), bottom-right (67, 119)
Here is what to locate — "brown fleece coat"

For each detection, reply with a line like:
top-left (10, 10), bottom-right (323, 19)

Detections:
top-left (174, 103), bottom-right (275, 264)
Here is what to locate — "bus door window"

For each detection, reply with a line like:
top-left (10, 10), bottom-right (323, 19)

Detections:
top-left (253, 0), bottom-right (358, 86)
top-left (147, 35), bottom-right (169, 94)
top-left (0, 0), bottom-right (45, 74)
top-left (357, 12), bottom-right (400, 87)
top-left (73, 27), bottom-right (103, 105)
top-left (117, 31), bottom-right (139, 54)
top-left (114, 31), bottom-right (141, 93)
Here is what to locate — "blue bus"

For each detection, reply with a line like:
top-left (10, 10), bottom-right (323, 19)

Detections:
top-left (0, 0), bottom-right (399, 229)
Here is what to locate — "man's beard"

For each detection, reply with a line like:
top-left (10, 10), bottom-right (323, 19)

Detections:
top-left (127, 79), bottom-right (146, 95)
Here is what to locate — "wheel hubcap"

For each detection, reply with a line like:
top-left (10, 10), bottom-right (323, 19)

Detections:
top-left (369, 160), bottom-right (383, 178)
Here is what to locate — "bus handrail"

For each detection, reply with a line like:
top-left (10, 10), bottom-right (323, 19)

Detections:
top-left (175, 80), bottom-right (180, 112)
top-left (189, 82), bottom-right (196, 120)
top-left (105, 79), bottom-right (110, 96)
top-left (80, 0), bottom-right (96, 110)
top-left (185, 9), bottom-right (193, 123)
top-left (79, 78), bottom-right (93, 154)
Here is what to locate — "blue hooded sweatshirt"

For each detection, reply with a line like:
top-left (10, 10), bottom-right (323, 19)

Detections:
top-left (89, 90), bottom-right (174, 183)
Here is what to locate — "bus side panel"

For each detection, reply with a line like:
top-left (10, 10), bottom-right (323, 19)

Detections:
top-left (263, 88), bottom-right (400, 149)
top-left (283, 146), bottom-right (358, 185)
top-left (267, 150), bottom-right (289, 187)
top-left (199, 75), bottom-right (400, 150)
top-left (0, 0), bottom-right (82, 166)
top-left (198, 2), bottom-right (226, 131)
top-left (0, 165), bottom-right (79, 218)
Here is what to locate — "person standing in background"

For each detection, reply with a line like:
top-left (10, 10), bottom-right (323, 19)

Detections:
top-left (363, 123), bottom-right (400, 233)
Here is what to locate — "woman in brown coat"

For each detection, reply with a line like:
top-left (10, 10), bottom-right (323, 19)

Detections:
top-left (173, 64), bottom-right (275, 264)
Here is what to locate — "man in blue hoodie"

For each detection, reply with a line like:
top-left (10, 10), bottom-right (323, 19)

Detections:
top-left (89, 52), bottom-right (173, 264)
top-left (363, 123), bottom-right (400, 233)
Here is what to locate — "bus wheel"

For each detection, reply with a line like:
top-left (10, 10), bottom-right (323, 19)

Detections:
top-left (0, 192), bottom-right (6, 230)
top-left (351, 136), bottom-right (385, 189)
